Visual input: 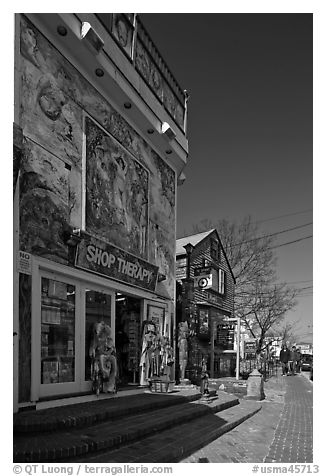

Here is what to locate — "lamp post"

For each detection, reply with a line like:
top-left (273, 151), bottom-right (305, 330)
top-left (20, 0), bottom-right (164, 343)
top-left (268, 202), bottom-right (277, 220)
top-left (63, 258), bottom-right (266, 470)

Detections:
top-left (177, 243), bottom-right (194, 384)
top-left (228, 317), bottom-right (241, 380)
top-left (184, 243), bottom-right (194, 283)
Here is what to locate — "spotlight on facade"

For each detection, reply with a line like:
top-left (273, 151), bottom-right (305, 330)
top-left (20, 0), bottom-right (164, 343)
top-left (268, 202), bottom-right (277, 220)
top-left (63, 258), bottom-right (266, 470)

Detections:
top-left (95, 68), bottom-right (104, 77)
top-left (62, 226), bottom-right (82, 247)
top-left (57, 25), bottom-right (67, 36)
top-left (161, 122), bottom-right (176, 141)
top-left (177, 172), bottom-right (186, 186)
top-left (81, 22), bottom-right (104, 54)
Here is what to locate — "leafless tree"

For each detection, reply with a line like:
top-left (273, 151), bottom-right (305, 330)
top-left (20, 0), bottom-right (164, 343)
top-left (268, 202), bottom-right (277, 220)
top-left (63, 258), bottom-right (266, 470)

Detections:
top-left (192, 216), bottom-right (298, 354)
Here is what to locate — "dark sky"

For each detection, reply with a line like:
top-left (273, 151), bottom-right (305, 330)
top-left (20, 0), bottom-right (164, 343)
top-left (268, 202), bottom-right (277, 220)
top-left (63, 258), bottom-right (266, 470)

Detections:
top-left (141, 13), bottom-right (313, 339)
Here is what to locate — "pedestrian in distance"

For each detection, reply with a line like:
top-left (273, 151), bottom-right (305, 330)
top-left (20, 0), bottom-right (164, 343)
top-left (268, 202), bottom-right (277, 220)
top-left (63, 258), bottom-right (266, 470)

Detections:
top-left (296, 347), bottom-right (302, 373)
top-left (279, 344), bottom-right (290, 376)
top-left (288, 345), bottom-right (297, 375)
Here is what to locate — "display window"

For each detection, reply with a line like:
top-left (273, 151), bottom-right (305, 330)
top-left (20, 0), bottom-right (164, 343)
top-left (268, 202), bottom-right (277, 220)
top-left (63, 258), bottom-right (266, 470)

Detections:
top-left (41, 277), bottom-right (76, 385)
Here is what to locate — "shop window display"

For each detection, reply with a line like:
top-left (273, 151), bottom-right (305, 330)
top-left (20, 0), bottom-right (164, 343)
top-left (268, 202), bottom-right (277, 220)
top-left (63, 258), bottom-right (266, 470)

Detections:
top-left (41, 278), bottom-right (75, 384)
top-left (85, 290), bottom-right (112, 381)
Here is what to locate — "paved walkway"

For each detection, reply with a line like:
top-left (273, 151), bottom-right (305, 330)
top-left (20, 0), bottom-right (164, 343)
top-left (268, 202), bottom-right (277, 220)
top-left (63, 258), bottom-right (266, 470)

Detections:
top-left (264, 373), bottom-right (313, 463)
top-left (182, 373), bottom-right (313, 463)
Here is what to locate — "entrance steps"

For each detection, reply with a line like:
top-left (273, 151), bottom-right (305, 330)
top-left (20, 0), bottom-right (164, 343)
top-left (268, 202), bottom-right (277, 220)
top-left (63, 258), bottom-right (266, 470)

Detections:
top-left (13, 388), bottom-right (261, 463)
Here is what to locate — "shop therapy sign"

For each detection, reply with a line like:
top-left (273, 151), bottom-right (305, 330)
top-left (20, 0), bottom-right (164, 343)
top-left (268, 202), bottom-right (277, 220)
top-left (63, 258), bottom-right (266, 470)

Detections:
top-left (75, 235), bottom-right (158, 291)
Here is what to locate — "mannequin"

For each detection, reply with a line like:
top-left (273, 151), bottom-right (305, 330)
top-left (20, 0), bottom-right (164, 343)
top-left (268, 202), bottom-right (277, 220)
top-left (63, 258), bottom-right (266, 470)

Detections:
top-left (89, 321), bottom-right (117, 393)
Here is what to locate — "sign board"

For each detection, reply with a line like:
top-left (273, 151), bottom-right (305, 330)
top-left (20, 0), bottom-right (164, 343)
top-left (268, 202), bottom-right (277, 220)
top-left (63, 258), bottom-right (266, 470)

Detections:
top-left (75, 234), bottom-right (159, 291)
top-left (244, 340), bottom-right (257, 359)
top-left (194, 266), bottom-right (213, 289)
top-left (17, 250), bottom-right (32, 275)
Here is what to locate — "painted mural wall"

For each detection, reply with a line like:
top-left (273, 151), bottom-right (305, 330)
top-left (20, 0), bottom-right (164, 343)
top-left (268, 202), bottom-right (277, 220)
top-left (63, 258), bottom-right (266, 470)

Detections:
top-left (19, 15), bottom-right (176, 297)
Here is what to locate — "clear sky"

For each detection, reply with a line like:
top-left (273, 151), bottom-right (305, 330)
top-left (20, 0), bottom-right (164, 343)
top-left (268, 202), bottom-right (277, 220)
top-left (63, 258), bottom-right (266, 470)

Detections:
top-left (141, 13), bottom-right (313, 342)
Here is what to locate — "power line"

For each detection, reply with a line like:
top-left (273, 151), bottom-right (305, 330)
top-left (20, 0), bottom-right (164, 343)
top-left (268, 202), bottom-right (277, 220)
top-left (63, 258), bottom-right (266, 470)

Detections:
top-left (287, 280), bottom-right (313, 284)
top-left (254, 209), bottom-right (313, 225)
top-left (227, 222), bottom-right (313, 248)
top-left (268, 235), bottom-right (312, 250)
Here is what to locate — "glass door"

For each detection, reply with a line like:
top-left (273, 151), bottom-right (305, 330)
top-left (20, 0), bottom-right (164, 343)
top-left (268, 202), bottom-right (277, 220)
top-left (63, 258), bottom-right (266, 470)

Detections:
top-left (81, 285), bottom-right (115, 392)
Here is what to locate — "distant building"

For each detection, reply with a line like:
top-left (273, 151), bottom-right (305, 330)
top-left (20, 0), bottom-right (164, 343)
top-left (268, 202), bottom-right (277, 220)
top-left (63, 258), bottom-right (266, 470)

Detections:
top-left (13, 13), bottom-right (188, 411)
top-left (296, 343), bottom-right (313, 355)
top-left (176, 229), bottom-right (236, 381)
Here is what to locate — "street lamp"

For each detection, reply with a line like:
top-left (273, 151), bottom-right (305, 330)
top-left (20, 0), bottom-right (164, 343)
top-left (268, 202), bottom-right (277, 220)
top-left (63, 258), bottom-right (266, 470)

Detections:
top-left (227, 317), bottom-right (241, 380)
top-left (183, 243), bottom-right (194, 281)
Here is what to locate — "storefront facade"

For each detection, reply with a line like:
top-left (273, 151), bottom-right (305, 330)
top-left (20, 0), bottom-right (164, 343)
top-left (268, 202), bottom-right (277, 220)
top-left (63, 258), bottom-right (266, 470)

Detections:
top-left (176, 230), bottom-right (236, 382)
top-left (14, 13), bottom-right (188, 410)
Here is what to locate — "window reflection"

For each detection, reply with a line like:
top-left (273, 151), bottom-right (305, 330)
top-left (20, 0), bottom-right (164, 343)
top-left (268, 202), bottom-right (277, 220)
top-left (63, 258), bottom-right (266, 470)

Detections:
top-left (41, 278), bottom-right (75, 384)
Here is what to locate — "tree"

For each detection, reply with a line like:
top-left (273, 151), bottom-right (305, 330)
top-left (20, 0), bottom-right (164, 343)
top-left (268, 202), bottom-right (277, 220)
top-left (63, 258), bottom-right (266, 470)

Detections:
top-left (268, 321), bottom-right (299, 347)
top-left (192, 216), bottom-right (298, 354)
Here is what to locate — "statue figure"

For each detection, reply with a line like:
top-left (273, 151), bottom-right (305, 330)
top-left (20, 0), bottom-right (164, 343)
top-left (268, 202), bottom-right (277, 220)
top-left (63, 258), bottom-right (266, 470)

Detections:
top-left (139, 321), bottom-right (157, 386)
top-left (178, 321), bottom-right (189, 381)
top-left (200, 357), bottom-right (210, 396)
top-left (89, 321), bottom-right (117, 393)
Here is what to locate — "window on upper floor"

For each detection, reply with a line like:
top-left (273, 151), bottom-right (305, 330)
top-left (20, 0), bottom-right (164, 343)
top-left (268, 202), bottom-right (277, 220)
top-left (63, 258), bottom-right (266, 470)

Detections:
top-left (218, 269), bottom-right (226, 295)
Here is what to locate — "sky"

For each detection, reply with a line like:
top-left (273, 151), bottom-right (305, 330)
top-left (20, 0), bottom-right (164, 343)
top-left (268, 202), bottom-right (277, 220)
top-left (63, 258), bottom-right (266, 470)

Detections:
top-left (141, 13), bottom-right (313, 342)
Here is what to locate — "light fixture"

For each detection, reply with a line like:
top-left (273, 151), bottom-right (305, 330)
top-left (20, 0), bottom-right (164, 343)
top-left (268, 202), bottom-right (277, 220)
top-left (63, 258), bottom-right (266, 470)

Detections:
top-left (81, 22), bottom-right (104, 54)
top-left (158, 273), bottom-right (167, 282)
top-left (177, 172), bottom-right (186, 186)
top-left (95, 68), bottom-right (104, 77)
top-left (165, 149), bottom-right (172, 155)
top-left (57, 25), bottom-right (67, 36)
top-left (124, 102), bottom-right (132, 109)
top-left (147, 128), bottom-right (155, 134)
top-left (62, 226), bottom-right (82, 247)
top-left (161, 122), bottom-right (176, 140)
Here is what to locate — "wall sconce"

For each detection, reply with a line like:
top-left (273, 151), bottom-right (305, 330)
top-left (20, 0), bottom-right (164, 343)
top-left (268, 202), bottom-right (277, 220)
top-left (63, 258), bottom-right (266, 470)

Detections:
top-left (161, 122), bottom-right (176, 141)
top-left (81, 22), bottom-right (104, 54)
top-left (158, 273), bottom-right (167, 283)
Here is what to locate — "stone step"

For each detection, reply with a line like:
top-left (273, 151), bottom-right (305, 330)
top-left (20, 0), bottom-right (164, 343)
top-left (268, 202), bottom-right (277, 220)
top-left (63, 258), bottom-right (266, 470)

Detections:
top-left (13, 392), bottom-right (239, 463)
top-left (71, 399), bottom-right (262, 463)
top-left (14, 388), bottom-right (208, 434)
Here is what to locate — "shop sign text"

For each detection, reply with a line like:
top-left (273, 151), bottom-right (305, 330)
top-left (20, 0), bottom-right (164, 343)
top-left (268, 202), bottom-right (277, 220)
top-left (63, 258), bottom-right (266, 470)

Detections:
top-left (75, 235), bottom-right (158, 291)
top-left (17, 250), bottom-right (32, 275)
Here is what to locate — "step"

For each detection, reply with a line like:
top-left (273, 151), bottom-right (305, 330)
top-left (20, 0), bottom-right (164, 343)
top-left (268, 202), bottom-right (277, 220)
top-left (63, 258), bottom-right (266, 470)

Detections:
top-left (13, 392), bottom-right (239, 463)
top-left (14, 388), bottom-right (208, 434)
top-left (75, 399), bottom-right (262, 463)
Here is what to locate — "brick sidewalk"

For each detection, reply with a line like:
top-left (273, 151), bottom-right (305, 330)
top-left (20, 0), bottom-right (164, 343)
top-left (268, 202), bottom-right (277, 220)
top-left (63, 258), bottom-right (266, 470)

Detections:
top-left (264, 374), bottom-right (313, 463)
top-left (182, 373), bottom-right (313, 463)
